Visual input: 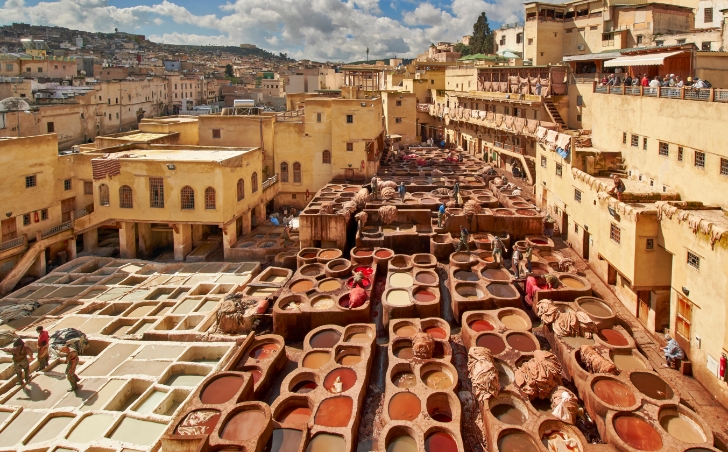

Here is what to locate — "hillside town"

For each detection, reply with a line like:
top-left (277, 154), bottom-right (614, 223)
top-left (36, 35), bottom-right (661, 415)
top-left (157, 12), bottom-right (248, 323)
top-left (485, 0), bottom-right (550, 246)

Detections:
top-left (0, 0), bottom-right (728, 450)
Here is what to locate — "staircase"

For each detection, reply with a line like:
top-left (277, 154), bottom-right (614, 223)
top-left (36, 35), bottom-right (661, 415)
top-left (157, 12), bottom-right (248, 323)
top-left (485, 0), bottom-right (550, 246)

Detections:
top-left (543, 100), bottom-right (566, 128)
top-left (524, 158), bottom-right (537, 185)
top-left (609, 156), bottom-right (628, 177)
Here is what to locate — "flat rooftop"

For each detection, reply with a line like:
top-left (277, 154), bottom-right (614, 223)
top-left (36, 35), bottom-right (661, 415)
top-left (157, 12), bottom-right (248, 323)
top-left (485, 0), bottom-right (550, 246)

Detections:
top-left (113, 148), bottom-right (257, 162)
top-left (594, 176), bottom-right (679, 196)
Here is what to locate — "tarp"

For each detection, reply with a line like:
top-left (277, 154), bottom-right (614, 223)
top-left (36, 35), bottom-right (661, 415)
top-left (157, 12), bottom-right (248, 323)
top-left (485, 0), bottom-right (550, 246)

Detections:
top-left (603, 50), bottom-right (686, 68)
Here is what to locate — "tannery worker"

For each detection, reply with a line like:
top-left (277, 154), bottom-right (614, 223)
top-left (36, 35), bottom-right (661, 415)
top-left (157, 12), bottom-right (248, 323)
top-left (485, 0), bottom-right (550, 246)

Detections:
top-left (2, 338), bottom-right (33, 385)
top-left (607, 175), bottom-right (626, 202)
top-left (512, 247), bottom-right (523, 278)
top-left (492, 236), bottom-right (507, 264)
top-left (456, 225), bottom-right (470, 252)
top-left (36, 326), bottom-right (49, 371)
top-left (370, 176), bottom-right (378, 199)
top-left (55, 344), bottom-right (80, 391)
top-left (662, 333), bottom-right (685, 369)
top-left (524, 245), bottom-right (534, 273)
top-left (398, 182), bottom-right (406, 202)
top-left (545, 274), bottom-right (561, 289)
top-left (452, 181), bottom-right (460, 200)
top-left (437, 204), bottom-right (447, 228)
top-left (282, 226), bottom-right (293, 247)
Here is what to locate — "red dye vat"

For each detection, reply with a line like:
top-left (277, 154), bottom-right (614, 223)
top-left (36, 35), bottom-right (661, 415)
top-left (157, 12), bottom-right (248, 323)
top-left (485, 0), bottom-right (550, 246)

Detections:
top-left (425, 432), bottom-right (458, 452)
top-left (346, 277), bottom-right (371, 289)
top-left (250, 343), bottom-right (280, 360)
top-left (613, 415), bottom-right (663, 451)
top-left (314, 397), bottom-right (353, 427)
top-left (470, 319), bottom-right (495, 332)
top-left (354, 250), bottom-right (373, 256)
top-left (221, 409), bottom-right (266, 441)
top-left (323, 368), bottom-right (357, 393)
top-left (424, 326), bottom-right (448, 340)
top-left (277, 406), bottom-right (311, 424)
top-left (353, 266), bottom-right (374, 277)
top-left (309, 329), bottom-right (342, 348)
top-left (388, 392), bottom-right (420, 421)
top-left (302, 253), bottom-right (317, 259)
top-left (476, 334), bottom-right (506, 355)
top-left (598, 328), bottom-right (629, 346)
top-left (531, 239), bottom-right (548, 245)
top-left (375, 250), bottom-right (392, 258)
top-left (200, 375), bottom-right (244, 404)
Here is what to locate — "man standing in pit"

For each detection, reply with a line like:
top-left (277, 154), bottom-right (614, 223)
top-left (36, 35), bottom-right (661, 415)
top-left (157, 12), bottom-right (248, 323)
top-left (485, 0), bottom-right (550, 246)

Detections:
top-left (36, 326), bottom-right (49, 371)
top-left (492, 236), bottom-right (507, 264)
top-left (456, 225), bottom-right (470, 252)
top-left (512, 247), bottom-right (523, 278)
top-left (398, 182), bottom-right (406, 202)
top-left (371, 176), bottom-right (378, 200)
top-left (2, 339), bottom-right (33, 385)
top-left (437, 204), bottom-right (447, 228)
top-left (524, 245), bottom-right (534, 273)
top-left (55, 344), bottom-right (80, 391)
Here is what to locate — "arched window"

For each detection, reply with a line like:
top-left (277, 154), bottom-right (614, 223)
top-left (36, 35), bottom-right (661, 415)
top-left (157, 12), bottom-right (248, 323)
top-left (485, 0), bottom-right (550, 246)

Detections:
top-left (99, 184), bottom-right (110, 206)
top-left (293, 162), bottom-right (302, 183)
top-left (205, 187), bottom-right (216, 210)
top-left (119, 185), bottom-right (133, 208)
top-left (251, 172), bottom-right (258, 193)
top-left (181, 186), bottom-right (195, 210)
top-left (237, 179), bottom-right (244, 201)
top-left (280, 162), bottom-right (289, 182)
top-left (322, 150), bottom-right (331, 164)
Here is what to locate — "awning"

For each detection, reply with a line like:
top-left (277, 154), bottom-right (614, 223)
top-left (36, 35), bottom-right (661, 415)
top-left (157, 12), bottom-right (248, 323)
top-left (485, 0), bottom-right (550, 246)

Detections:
top-left (603, 50), bottom-right (686, 68)
top-left (563, 52), bottom-right (622, 62)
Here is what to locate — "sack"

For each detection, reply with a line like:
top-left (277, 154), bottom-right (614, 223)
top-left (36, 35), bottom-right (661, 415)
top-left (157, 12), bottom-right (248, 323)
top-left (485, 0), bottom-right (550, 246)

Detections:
top-left (702, 80), bottom-right (712, 88)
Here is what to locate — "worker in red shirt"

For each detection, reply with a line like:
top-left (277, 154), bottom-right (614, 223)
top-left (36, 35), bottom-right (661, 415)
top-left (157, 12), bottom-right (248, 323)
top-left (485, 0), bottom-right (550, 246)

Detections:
top-left (640, 74), bottom-right (649, 87)
top-left (36, 326), bottom-right (49, 371)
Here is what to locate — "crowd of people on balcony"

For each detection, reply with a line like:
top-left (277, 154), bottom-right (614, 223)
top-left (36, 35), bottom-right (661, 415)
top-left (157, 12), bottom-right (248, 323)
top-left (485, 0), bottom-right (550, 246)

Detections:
top-left (601, 73), bottom-right (710, 89)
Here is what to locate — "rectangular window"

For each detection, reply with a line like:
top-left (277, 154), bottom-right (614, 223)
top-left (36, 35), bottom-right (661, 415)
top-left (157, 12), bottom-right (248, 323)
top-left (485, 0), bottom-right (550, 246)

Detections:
top-left (610, 224), bottom-right (621, 243)
top-left (47, 122), bottom-right (55, 133)
top-left (395, 118), bottom-right (402, 123)
top-left (721, 158), bottom-right (728, 176)
top-left (677, 39), bottom-right (686, 45)
top-left (25, 175), bottom-right (36, 188)
top-left (622, 132), bottom-right (627, 144)
top-left (676, 296), bottom-right (692, 340)
top-left (4, 64), bottom-right (11, 71)
top-left (23, 214), bottom-right (30, 225)
top-left (64, 179), bottom-right (71, 191)
top-left (346, 114), bottom-right (353, 124)
top-left (646, 238), bottom-right (654, 250)
top-left (528, 38), bottom-right (533, 45)
top-left (556, 164), bottom-right (563, 177)
top-left (395, 100), bottom-right (402, 106)
top-left (541, 156), bottom-right (547, 168)
top-left (687, 250), bottom-right (700, 269)
top-left (702, 42), bottom-right (711, 51)
top-left (637, 35), bottom-right (643, 44)
top-left (316, 113), bottom-right (322, 122)
top-left (212, 129), bottom-right (221, 139)
top-left (643, 137), bottom-right (648, 151)
top-left (576, 96), bottom-right (583, 107)
top-left (695, 151), bottom-right (705, 168)
top-left (149, 177), bottom-right (164, 208)
top-left (659, 142), bottom-right (669, 156)
top-left (677, 147), bottom-right (684, 161)
top-left (41, 209), bottom-right (48, 221)
top-left (574, 223), bottom-right (579, 233)
top-left (704, 7), bottom-right (713, 23)
top-left (631, 135), bottom-right (639, 147)
top-left (84, 181), bottom-right (93, 195)
top-left (346, 143), bottom-right (353, 152)
top-left (574, 189), bottom-right (582, 202)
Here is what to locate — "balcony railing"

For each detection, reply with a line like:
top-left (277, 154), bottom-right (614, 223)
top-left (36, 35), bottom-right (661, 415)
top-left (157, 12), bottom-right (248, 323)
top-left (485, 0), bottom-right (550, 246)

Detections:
top-left (262, 173), bottom-right (278, 191)
top-left (593, 82), bottom-right (725, 102)
top-left (40, 221), bottom-right (72, 240)
top-left (0, 236), bottom-right (26, 253)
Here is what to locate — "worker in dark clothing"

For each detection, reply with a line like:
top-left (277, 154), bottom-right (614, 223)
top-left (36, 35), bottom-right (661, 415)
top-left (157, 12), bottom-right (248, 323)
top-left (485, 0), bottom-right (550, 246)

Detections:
top-left (398, 182), bottom-right (406, 202)
top-left (456, 225), bottom-right (470, 252)
top-left (55, 344), bottom-right (80, 391)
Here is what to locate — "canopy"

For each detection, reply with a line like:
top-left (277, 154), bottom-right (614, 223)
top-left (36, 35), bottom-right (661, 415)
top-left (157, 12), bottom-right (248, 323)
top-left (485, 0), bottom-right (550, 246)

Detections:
top-left (603, 50), bottom-right (685, 68)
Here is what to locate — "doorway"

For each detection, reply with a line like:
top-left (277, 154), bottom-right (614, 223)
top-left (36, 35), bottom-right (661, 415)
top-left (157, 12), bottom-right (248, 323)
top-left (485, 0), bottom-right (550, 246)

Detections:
top-left (582, 230), bottom-right (590, 260)
top-left (1, 218), bottom-right (17, 242)
top-left (637, 291), bottom-right (650, 325)
top-left (236, 217), bottom-right (243, 238)
top-left (61, 197), bottom-right (76, 223)
top-left (561, 212), bottom-right (569, 240)
top-left (541, 188), bottom-right (548, 209)
top-left (344, 169), bottom-right (354, 180)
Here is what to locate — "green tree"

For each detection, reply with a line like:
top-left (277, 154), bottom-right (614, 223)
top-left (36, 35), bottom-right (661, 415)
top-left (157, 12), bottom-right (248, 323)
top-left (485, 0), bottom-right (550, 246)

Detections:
top-left (470, 12), bottom-right (494, 55)
top-left (453, 43), bottom-right (473, 56)
top-left (224, 63), bottom-right (234, 78)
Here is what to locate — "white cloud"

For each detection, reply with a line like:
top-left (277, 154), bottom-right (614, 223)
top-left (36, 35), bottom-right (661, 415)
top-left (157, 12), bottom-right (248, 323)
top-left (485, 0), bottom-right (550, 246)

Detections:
top-left (0, 0), bottom-right (528, 61)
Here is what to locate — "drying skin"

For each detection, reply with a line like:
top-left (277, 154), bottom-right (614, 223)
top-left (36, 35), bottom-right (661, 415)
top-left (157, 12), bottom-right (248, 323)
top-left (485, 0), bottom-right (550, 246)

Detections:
top-left (411, 331), bottom-right (435, 360)
top-left (380, 186), bottom-right (396, 199)
top-left (536, 299), bottom-right (560, 325)
top-left (550, 386), bottom-right (579, 424)
top-left (378, 205), bottom-right (398, 225)
top-left (467, 346), bottom-right (500, 404)
top-left (579, 345), bottom-right (618, 375)
top-left (514, 350), bottom-right (563, 399)
top-left (463, 200), bottom-right (482, 216)
top-left (353, 188), bottom-right (371, 209)
top-left (319, 202), bottom-right (335, 214)
top-left (553, 310), bottom-right (598, 339)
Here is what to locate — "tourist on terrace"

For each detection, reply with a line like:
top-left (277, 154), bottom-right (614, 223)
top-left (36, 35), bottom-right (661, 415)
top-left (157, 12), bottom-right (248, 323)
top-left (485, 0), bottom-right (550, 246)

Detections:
top-left (640, 74), bottom-right (649, 87)
top-left (624, 75), bottom-right (633, 87)
top-left (601, 75), bottom-right (608, 85)
top-left (662, 333), bottom-right (685, 369)
top-left (607, 175), bottom-right (627, 202)
top-left (675, 76), bottom-right (684, 88)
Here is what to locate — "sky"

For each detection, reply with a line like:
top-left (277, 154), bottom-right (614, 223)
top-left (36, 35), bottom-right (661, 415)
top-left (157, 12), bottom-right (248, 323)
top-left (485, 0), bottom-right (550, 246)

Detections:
top-left (0, 0), bottom-right (527, 61)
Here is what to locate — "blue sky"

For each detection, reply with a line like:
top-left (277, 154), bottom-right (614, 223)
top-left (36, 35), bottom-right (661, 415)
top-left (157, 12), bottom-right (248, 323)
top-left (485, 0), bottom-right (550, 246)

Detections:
top-left (0, 0), bottom-right (526, 61)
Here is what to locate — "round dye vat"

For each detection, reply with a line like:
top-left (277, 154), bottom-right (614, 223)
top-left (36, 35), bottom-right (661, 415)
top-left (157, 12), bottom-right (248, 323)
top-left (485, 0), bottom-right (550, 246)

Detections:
top-left (300, 265), bottom-right (324, 276)
top-left (630, 372), bottom-right (674, 400)
top-left (302, 352), bottom-right (330, 369)
top-left (290, 280), bottom-right (314, 293)
top-left (562, 336), bottom-right (596, 348)
top-left (422, 369), bottom-right (453, 389)
top-left (393, 371), bottom-right (416, 388)
top-left (592, 379), bottom-right (636, 407)
top-left (457, 286), bottom-right (484, 300)
top-left (482, 268), bottom-right (511, 281)
top-left (291, 380), bottom-right (317, 393)
top-left (306, 433), bottom-right (346, 452)
top-left (499, 314), bottom-right (528, 330)
top-left (268, 428), bottom-right (304, 452)
top-left (560, 276), bottom-right (586, 289)
top-left (454, 270), bottom-right (478, 281)
top-left (660, 414), bottom-right (705, 444)
top-left (531, 238), bottom-right (548, 245)
top-left (387, 435), bottom-right (417, 452)
top-left (413, 290), bottom-right (436, 303)
top-left (251, 343), bottom-right (280, 360)
top-left (310, 329), bottom-right (341, 348)
top-left (470, 319), bottom-right (495, 332)
top-left (318, 280), bottom-right (341, 292)
top-left (314, 397), bottom-right (353, 427)
top-left (424, 326), bottom-right (448, 340)
top-left (614, 415), bottom-right (663, 451)
top-left (301, 252), bottom-right (318, 259)
top-left (354, 266), bottom-right (374, 277)
top-left (415, 272), bottom-right (437, 284)
top-left (338, 353), bottom-right (362, 366)
top-left (330, 264), bottom-right (348, 272)
top-left (387, 290), bottom-right (412, 306)
top-left (319, 250), bottom-right (339, 259)
top-left (375, 250), bottom-right (392, 258)
top-left (390, 273), bottom-right (414, 288)
top-left (388, 392), bottom-right (420, 421)
top-left (507, 333), bottom-right (538, 352)
top-left (476, 334), bottom-right (506, 355)
top-left (324, 368), bottom-right (357, 393)
top-left (598, 328), bottom-right (630, 346)
top-left (579, 299), bottom-right (613, 318)
top-left (487, 284), bottom-right (518, 298)
top-left (498, 431), bottom-right (539, 452)
top-left (394, 344), bottom-right (413, 359)
top-left (394, 324), bottom-right (418, 337)
top-left (346, 331), bottom-right (371, 343)
top-left (517, 209), bottom-right (538, 216)
top-left (311, 296), bottom-right (335, 310)
top-left (175, 410), bottom-right (220, 435)
top-left (430, 410), bottom-right (452, 422)
top-left (491, 403), bottom-right (526, 425)
top-left (277, 406), bottom-right (311, 424)
top-left (220, 409), bottom-right (266, 441)
top-left (200, 375), bottom-right (244, 404)
top-left (425, 432), bottom-right (458, 452)
top-left (612, 353), bottom-right (648, 371)
top-left (346, 277), bottom-right (371, 289)
top-left (354, 250), bottom-right (373, 257)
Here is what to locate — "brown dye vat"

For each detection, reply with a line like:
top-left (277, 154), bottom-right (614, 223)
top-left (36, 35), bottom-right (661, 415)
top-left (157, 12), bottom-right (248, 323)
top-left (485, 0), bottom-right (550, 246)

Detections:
top-left (391, 256), bottom-right (409, 268)
top-left (393, 371), bottom-right (416, 388)
top-left (176, 410), bottom-right (220, 435)
top-left (307, 433), bottom-right (346, 451)
top-left (487, 284), bottom-right (518, 297)
top-left (454, 270), bottom-right (478, 281)
top-left (330, 264), bottom-right (348, 272)
top-left (612, 353), bottom-right (648, 371)
top-left (498, 431), bottom-right (539, 452)
top-left (415, 272), bottom-right (437, 284)
top-left (324, 368), bottom-right (357, 393)
top-left (477, 334), bottom-right (506, 355)
top-left (562, 336), bottom-right (596, 348)
top-left (630, 372), bottom-right (674, 400)
top-left (394, 344), bottom-right (414, 359)
top-left (319, 280), bottom-right (342, 292)
top-left (310, 329), bottom-right (341, 348)
top-left (376, 250), bottom-right (393, 258)
top-left (319, 250), bottom-right (339, 259)
top-left (422, 369), bottom-right (452, 389)
top-left (494, 209), bottom-right (515, 216)
top-left (598, 328), bottom-right (629, 346)
top-left (300, 265), bottom-right (324, 276)
top-left (291, 280), bottom-right (314, 293)
top-left (220, 409), bottom-right (266, 441)
top-left (516, 209), bottom-right (538, 216)
top-left (302, 253), bottom-right (317, 259)
top-left (491, 403), bottom-right (526, 425)
top-left (200, 375), bottom-right (244, 404)
top-left (425, 326), bottom-right (447, 340)
top-left (500, 314), bottom-right (528, 330)
top-left (613, 415), bottom-right (663, 451)
top-left (531, 239), bottom-right (548, 245)
top-left (470, 319), bottom-right (495, 332)
top-left (346, 332), bottom-right (371, 343)
top-left (592, 379), bottom-right (636, 407)
top-left (660, 414), bottom-right (705, 444)
top-left (338, 353), bottom-right (362, 366)
top-left (387, 435), bottom-right (418, 452)
top-left (394, 324), bottom-right (418, 337)
top-left (302, 352), bottom-right (330, 369)
top-left (482, 268), bottom-right (511, 281)
top-left (355, 250), bottom-right (373, 256)
top-left (560, 276), bottom-right (586, 289)
top-left (388, 392), bottom-right (421, 421)
top-left (291, 380), bottom-right (317, 393)
top-left (425, 432), bottom-right (458, 452)
top-left (268, 428), bottom-right (304, 452)
top-left (414, 290), bottom-right (436, 302)
top-left (277, 406), bottom-right (311, 424)
top-left (314, 396), bottom-right (353, 427)
top-left (580, 300), bottom-right (612, 317)
top-left (507, 333), bottom-right (538, 352)
top-left (251, 343), bottom-right (280, 360)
